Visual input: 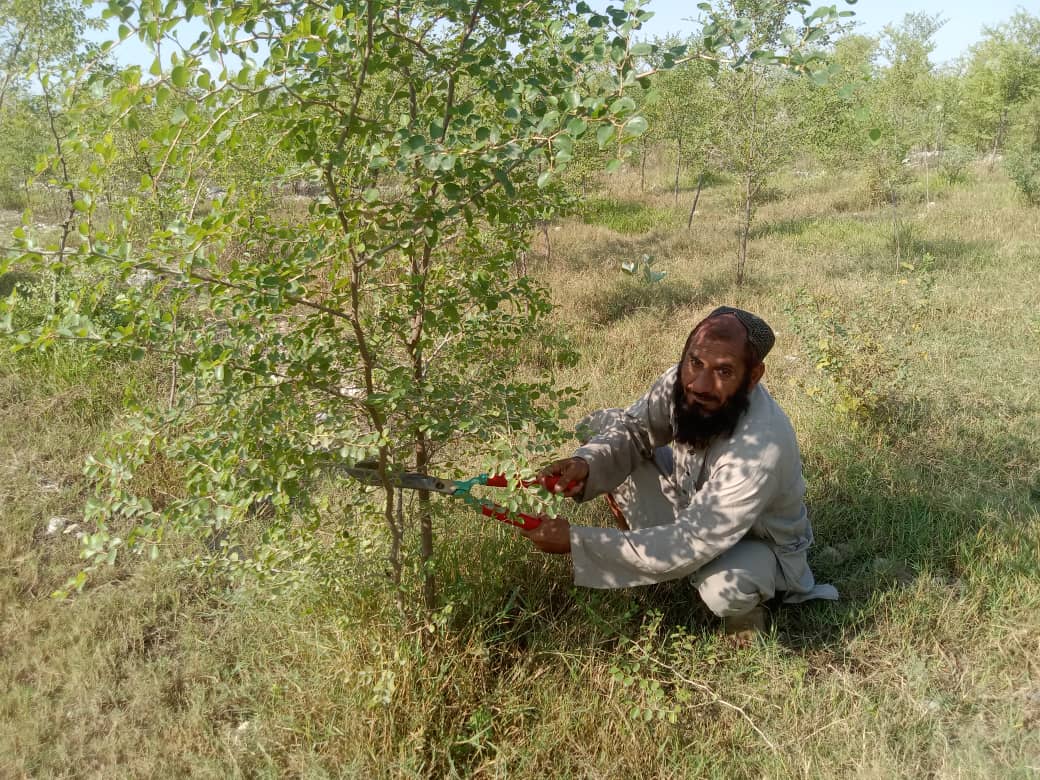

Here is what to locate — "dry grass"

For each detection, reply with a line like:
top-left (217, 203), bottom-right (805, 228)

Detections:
top-left (2, 161), bottom-right (1039, 777)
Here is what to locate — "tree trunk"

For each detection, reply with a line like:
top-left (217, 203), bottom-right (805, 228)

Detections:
top-left (674, 135), bottom-right (682, 206)
top-left (737, 172), bottom-right (752, 285)
top-left (640, 143), bottom-right (647, 193)
top-left (414, 428), bottom-right (435, 612)
top-left (990, 107), bottom-right (1008, 168)
top-left (410, 241), bottom-right (435, 612)
top-left (996, 107), bottom-right (1008, 152)
top-left (378, 448), bottom-right (403, 608)
top-left (168, 312), bottom-right (178, 407)
top-left (890, 187), bottom-right (900, 271)
top-left (686, 172), bottom-right (705, 229)
top-left (924, 150), bottom-right (930, 204)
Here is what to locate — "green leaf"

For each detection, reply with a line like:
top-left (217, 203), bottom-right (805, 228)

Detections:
top-left (537, 171), bottom-right (553, 189)
top-left (596, 124), bottom-right (616, 149)
top-left (868, 128), bottom-right (882, 142)
top-left (810, 69), bottom-right (830, 87)
top-left (171, 65), bottom-right (189, 88)
top-left (493, 168), bottom-right (514, 197)
top-left (566, 117), bottom-right (588, 136)
top-left (361, 188), bottom-right (379, 203)
top-left (609, 96), bottom-right (636, 115)
top-left (605, 158), bottom-right (622, 173)
top-left (622, 116), bottom-right (648, 138)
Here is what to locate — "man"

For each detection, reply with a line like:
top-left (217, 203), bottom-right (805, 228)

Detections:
top-left (525, 306), bottom-right (838, 635)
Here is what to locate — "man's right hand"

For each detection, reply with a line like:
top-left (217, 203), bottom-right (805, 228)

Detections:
top-left (536, 457), bottom-right (589, 499)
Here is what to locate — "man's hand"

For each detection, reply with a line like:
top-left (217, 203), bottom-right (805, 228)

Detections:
top-left (536, 457), bottom-right (589, 499)
top-left (521, 515), bottom-right (572, 554)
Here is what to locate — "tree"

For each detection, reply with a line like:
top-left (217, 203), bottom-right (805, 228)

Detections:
top-left (2, 0), bottom-right (851, 609)
top-left (956, 11), bottom-right (1040, 156)
top-left (0, 0), bottom-right (98, 187)
top-left (867, 13), bottom-right (945, 198)
top-left (646, 56), bottom-right (716, 210)
top-left (1004, 94), bottom-right (1040, 203)
top-left (785, 33), bottom-right (876, 168)
top-left (5, 0), bottom-right (672, 609)
top-left (704, 0), bottom-right (818, 284)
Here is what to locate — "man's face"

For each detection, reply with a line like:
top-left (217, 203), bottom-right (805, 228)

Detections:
top-left (678, 317), bottom-right (762, 412)
top-left (672, 316), bottom-right (765, 449)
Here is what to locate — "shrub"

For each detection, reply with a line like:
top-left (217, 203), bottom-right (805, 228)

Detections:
top-left (1004, 150), bottom-right (1040, 204)
top-left (939, 146), bottom-right (975, 185)
top-left (784, 257), bottom-right (934, 428)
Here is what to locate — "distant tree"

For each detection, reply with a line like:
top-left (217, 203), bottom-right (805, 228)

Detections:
top-left (956, 11), bottom-right (1040, 157)
top-left (1004, 94), bottom-right (1040, 203)
top-left (0, 94), bottom-right (46, 208)
top-left (705, 0), bottom-right (811, 284)
top-left (1, 0), bottom-right (94, 109)
top-left (652, 59), bottom-right (716, 210)
top-left (785, 33), bottom-right (875, 168)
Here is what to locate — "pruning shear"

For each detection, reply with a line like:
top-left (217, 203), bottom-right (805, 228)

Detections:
top-left (344, 464), bottom-right (570, 531)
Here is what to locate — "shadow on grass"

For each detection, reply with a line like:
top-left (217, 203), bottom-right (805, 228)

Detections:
top-left (750, 216), bottom-right (817, 240)
top-left (580, 197), bottom-right (682, 235)
top-left (915, 238), bottom-right (994, 268)
top-left (554, 225), bottom-right (678, 274)
top-left (583, 274), bottom-right (731, 326)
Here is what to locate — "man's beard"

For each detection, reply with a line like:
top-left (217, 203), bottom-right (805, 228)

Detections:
top-left (672, 366), bottom-right (753, 449)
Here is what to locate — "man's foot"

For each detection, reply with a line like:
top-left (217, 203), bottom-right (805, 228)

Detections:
top-left (722, 605), bottom-right (766, 647)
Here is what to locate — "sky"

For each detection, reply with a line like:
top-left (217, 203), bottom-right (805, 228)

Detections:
top-left (633, 0), bottom-right (1030, 65)
top-left (90, 0), bottom-right (1030, 70)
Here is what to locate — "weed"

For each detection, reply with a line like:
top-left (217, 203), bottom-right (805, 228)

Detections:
top-left (620, 253), bottom-right (666, 284)
top-left (783, 256), bottom-right (934, 428)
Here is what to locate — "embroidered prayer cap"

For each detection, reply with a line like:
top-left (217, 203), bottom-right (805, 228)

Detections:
top-left (706, 306), bottom-right (775, 363)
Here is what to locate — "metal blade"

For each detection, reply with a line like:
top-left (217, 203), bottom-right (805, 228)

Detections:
top-left (343, 466), bottom-right (458, 495)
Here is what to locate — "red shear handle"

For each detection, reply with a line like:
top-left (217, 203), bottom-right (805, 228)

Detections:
top-left (479, 503), bottom-right (543, 531)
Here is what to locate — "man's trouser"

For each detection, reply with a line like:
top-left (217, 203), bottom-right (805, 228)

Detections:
top-left (609, 447), bottom-right (786, 618)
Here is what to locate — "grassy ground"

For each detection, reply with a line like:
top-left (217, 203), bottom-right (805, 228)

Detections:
top-left (2, 160), bottom-right (1039, 778)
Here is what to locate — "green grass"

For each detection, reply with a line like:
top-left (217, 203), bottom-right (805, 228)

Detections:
top-left (2, 166), bottom-right (1039, 777)
top-left (580, 196), bottom-right (685, 234)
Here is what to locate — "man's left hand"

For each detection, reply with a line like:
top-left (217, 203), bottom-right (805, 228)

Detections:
top-left (521, 516), bottom-right (572, 555)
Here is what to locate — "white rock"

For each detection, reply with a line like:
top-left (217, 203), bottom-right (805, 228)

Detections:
top-left (46, 516), bottom-right (69, 535)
